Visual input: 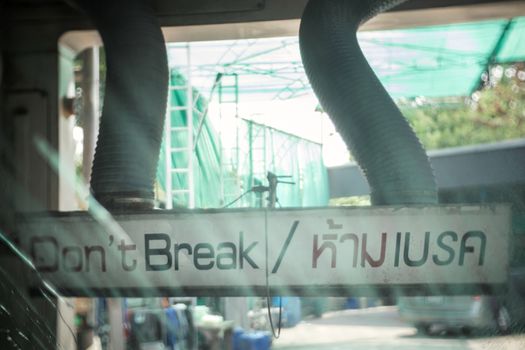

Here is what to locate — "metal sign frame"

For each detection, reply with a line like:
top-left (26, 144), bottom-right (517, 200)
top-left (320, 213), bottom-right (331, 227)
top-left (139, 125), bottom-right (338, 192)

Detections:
top-left (14, 204), bottom-right (511, 297)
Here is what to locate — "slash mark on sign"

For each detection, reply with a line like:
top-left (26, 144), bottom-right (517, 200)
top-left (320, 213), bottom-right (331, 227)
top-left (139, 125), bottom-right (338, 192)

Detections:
top-left (271, 220), bottom-right (299, 274)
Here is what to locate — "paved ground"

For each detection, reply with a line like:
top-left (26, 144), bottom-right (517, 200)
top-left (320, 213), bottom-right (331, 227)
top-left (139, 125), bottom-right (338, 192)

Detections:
top-left (272, 306), bottom-right (525, 350)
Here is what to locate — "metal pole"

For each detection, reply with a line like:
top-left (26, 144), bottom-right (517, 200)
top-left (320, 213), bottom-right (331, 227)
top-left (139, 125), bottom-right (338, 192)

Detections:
top-left (165, 84), bottom-right (173, 209)
top-left (186, 43), bottom-right (195, 209)
top-left (248, 120), bottom-right (253, 206)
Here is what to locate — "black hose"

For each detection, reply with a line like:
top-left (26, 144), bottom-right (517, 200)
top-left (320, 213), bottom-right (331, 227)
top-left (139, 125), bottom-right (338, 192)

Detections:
top-left (299, 0), bottom-right (438, 205)
top-left (79, 0), bottom-right (168, 209)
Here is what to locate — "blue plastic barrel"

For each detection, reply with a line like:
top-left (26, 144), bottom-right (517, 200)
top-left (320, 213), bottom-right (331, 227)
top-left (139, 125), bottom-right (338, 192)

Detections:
top-left (233, 327), bottom-right (245, 350)
top-left (239, 331), bottom-right (271, 350)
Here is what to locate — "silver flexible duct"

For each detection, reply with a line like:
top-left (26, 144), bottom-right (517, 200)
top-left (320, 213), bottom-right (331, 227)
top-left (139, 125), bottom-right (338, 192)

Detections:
top-left (79, 0), bottom-right (168, 209)
top-left (300, 0), bottom-right (438, 205)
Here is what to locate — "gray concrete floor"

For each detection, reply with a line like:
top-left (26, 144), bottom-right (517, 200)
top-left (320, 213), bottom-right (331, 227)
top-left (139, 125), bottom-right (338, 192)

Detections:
top-left (272, 306), bottom-right (525, 350)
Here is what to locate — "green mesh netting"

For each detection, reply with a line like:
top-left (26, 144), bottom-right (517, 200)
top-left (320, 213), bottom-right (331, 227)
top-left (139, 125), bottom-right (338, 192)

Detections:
top-left (360, 17), bottom-right (525, 98)
top-left (234, 120), bottom-right (330, 208)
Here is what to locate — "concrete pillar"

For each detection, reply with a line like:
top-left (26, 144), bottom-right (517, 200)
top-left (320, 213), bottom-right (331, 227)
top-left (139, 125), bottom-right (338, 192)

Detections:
top-left (224, 297), bottom-right (250, 329)
top-left (80, 47), bottom-right (100, 186)
top-left (107, 298), bottom-right (125, 350)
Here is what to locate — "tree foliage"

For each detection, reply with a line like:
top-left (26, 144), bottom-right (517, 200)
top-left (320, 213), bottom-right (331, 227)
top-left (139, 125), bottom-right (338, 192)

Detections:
top-left (399, 62), bottom-right (525, 150)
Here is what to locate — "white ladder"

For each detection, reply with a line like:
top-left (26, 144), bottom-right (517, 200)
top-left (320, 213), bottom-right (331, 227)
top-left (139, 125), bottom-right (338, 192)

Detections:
top-left (164, 43), bottom-right (195, 209)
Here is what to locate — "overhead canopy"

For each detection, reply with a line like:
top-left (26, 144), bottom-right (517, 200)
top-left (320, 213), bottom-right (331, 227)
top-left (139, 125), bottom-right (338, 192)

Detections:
top-left (169, 16), bottom-right (525, 100)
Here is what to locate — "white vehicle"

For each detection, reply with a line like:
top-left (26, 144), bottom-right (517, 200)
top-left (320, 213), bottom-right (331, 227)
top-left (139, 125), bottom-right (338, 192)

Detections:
top-left (399, 268), bottom-right (525, 335)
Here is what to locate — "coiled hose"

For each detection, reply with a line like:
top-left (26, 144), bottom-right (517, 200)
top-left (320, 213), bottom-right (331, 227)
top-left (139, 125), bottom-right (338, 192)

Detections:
top-left (300, 0), bottom-right (438, 205)
top-left (79, 0), bottom-right (168, 209)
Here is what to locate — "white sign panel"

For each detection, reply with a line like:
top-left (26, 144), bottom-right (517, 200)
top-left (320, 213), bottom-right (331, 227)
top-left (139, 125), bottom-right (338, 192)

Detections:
top-left (16, 205), bottom-right (511, 296)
